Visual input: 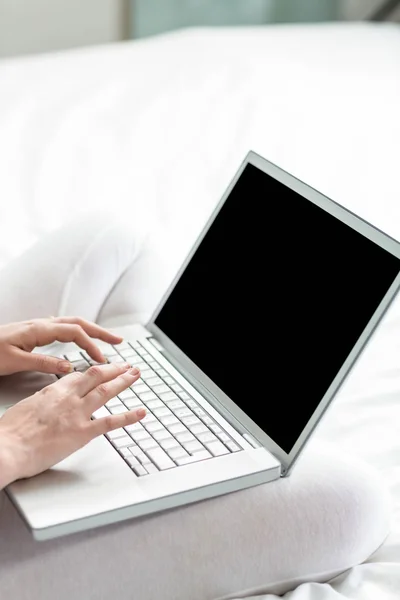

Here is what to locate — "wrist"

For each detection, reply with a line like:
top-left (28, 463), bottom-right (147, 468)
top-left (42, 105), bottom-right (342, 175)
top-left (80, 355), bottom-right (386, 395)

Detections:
top-left (0, 435), bottom-right (20, 489)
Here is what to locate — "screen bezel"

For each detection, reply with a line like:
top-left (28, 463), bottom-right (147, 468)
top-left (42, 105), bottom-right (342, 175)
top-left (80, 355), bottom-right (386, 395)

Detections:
top-left (147, 151), bottom-right (400, 474)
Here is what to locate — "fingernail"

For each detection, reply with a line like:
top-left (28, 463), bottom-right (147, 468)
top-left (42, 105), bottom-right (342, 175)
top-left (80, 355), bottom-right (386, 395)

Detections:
top-left (121, 363), bottom-right (130, 370)
top-left (59, 361), bottom-right (73, 373)
top-left (129, 367), bottom-right (140, 375)
top-left (136, 408), bottom-right (146, 418)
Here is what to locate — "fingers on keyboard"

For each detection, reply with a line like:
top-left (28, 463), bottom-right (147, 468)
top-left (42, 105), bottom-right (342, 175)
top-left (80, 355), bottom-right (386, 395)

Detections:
top-left (68, 340), bottom-right (242, 475)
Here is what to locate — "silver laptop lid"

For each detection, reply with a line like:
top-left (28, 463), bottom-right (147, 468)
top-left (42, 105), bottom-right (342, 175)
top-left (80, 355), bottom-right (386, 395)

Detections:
top-left (147, 151), bottom-right (400, 474)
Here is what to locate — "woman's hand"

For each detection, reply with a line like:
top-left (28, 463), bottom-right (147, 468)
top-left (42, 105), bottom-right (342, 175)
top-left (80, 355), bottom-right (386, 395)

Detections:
top-left (0, 363), bottom-right (144, 488)
top-left (0, 316), bottom-right (124, 376)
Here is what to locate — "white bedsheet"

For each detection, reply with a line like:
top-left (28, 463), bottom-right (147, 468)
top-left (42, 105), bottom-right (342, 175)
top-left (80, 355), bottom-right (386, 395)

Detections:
top-left (0, 23), bottom-right (400, 599)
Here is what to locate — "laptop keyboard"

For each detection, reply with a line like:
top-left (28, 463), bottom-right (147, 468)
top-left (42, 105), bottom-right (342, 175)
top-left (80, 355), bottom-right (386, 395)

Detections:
top-left (59, 340), bottom-right (242, 476)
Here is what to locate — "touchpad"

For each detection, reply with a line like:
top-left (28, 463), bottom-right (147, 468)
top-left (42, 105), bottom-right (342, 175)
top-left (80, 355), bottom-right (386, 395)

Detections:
top-left (0, 371), bottom-right (57, 415)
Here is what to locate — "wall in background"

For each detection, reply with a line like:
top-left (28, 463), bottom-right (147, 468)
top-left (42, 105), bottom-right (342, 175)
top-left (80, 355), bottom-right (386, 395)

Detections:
top-left (0, 0), bottom-right (398, 59)
top-left (344, 0), bottom-right (400, 18)
top-left (131, 0), bottom-right (340, 38)
top-left (0, 0), bottom-right (126, 58)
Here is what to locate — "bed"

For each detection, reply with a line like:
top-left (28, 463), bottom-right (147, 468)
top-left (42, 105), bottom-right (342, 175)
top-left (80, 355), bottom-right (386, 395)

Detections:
top-left (0, 22), bottom-right (399, 599)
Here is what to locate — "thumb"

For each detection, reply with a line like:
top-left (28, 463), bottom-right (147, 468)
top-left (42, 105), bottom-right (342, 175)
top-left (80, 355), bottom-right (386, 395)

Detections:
top-left (15, 350), bottom-right (73, 375)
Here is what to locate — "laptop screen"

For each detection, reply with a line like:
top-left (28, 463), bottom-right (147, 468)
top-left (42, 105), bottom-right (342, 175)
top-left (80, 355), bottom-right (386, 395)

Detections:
top-left (155, 163), bottom-right (400, 454)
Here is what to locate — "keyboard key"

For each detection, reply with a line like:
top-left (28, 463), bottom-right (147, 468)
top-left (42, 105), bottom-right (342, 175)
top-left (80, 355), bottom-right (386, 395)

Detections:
top-left (95, 341), bottom-right (112, 352)
top-left (152, 428), bottom-right (172, 441)
top-left (159, 438), bottom-right (179, 450)
top-left (106, 427), bottom-right (126, 440)
top-left (113, 436), bottom-right (134, 448)
top-left (164, 376), bottom-right (174, 385)
top-left (132, 465), bottom-right (148, 476)
top-left (159, 391), bottom-right (178, 402)
top-left (108, 355), bottom-right (126, 363)
top-left (141, 370), bottom-right (157, 381)
top-left (113, 342), bottom-right (131, 351)
top-left (227, 441), bottom-right (240, 452)
top-left (179, 392), bottom-right (190, 400)
top-left (141, 413), bottom-right (156, 424)
top-left (132, 384), bottom-right (149, 394)
top-left (118, 389), bottom-right (135, 400)
top-left (105, 397), bottom-right (122, 408)
top-left (119, 447), bottom-right (132, 458)
top-left (168, 400), bottom-right (185, 411)
top-left (210, 424), bottom-right (222, 434)
top-left (152, 407), bottom-right (172, 419)
top-left (193, 407), bottom-right (206, 417)
top-left (129, 446), bottom-right (144, 458)
top-left (102, 348), bottom-right (118, 357)
top-left (124, 397), bottom-right (144, 409)
top-left (152, 384), bottom-right (170, 395)
top-left (145, 399), bottom-right (164, 410)
top-left (167, 446), bottom-right (188, 460)
top-left (217, 432), bottom-right (230, 443)
top-left (138, 391), bottom-right (157, 402)
top-left (138, 438), bottom-right (159, 450)
top-left (157, 369), bottom-right (168, 377)
top-left (168, 423), bottom-right (187, 435)
top-left (202, 416), bottom-right (214, 425)
top-left (106, 428), bottom-right (126, 440)
top-left (176, 451), bottom-right (211, 466)
top-left (120, 349), bottom-right (137, 359)
top-left (176, 431), bottom-right (196, 444)
top-left (130, 430), bottom-right (151, 442)
top-left (182, 440), bottom-right (204, 454)
top-left (109, 405), bottom-right (128, 414)
top-left (133, 362), bottom-right (150, 372)
top-left (126, 348), bottom-right (139, 356)
top-left (146, 448), bottom-right (176, 470)
top-left (159, 415), bottom-right (179, 427)
top-left (181, 416), bottom-right (201, 427)
top-left (205, 441), bottom-right (230, 456)
top-left (189, 424), bottom-right (208, 436)
top-left (126, 455), bottom-right (139, 465)
top-left (171, 384), bottom-right (182, 393)
top-left (134, 451), bottom-right (149, 465)
top-left (143, 420), bottom-right (164, 433)
top-left (145, 463), bottom-right (159, 474)
top-left (125, 422), bottom-right (142, 433)
top-left (140, 353), bottom-right (152, 361)
top-left (128, 341), bottom-right (141, 349)
top-left (128, 355), bottom-right (143, 365)
top-left (65, 351), bottom-right (83, 363)
top-left (198, 432), bottom-right (218, 444)
top-left (174, 408), bottom-right (192, 419)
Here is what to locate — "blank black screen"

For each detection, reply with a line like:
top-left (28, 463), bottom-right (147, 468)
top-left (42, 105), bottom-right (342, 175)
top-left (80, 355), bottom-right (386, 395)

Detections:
top-left (156, 163), bottom-right (400, 453)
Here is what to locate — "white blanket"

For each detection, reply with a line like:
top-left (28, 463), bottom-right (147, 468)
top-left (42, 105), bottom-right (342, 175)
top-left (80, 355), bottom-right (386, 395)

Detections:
top-left (0, 23), bottom-right (400, 599)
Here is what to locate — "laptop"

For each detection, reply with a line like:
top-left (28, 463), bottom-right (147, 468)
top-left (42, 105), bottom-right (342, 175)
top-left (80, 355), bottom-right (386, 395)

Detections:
top-left (3, 150), bottom-right (400, 541)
